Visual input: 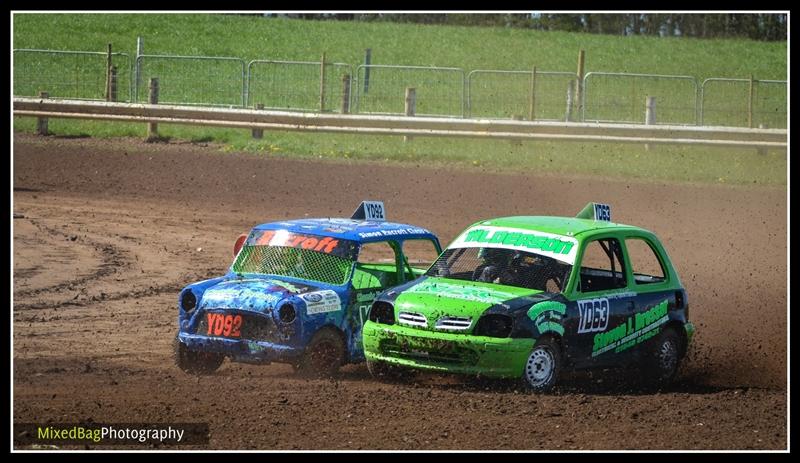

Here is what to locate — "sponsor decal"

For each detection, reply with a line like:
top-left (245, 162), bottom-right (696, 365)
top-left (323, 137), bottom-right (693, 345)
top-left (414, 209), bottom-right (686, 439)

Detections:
top-left (304, 290), bottom-right (342, 315)
top-left (527, 301), bottom-right (566, 336)
top-left (253, 230), bottom-right (342, 253)
top-left (591, 299), bottom-right (669, 357)
top-left (577, 298), bottom-right (610, 334)
top-left (262, 279), bottom-right (306, 294)
top-left (405, 280), bottom-right (521, 304)
top-left (357, 227), bottom-right (430, 239)
top-left (450, 226), bottom-right (578, 264)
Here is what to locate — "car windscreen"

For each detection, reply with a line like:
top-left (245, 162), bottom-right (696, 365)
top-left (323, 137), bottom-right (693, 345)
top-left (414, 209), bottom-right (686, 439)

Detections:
top-left (426, 247), bottom-right (572, 293)
top-left (232, 229), bottom-right (358, 286)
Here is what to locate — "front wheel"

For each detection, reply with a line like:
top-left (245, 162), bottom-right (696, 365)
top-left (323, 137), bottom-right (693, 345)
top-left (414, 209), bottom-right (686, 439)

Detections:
top-left (366, 358), bottom-right (416, 382)
top-left (519, 338), bottom-right (562, 393)
top-left (174, 335), bottom-right (224, 375)
top-left (295, 328), bottom-right (346, 378)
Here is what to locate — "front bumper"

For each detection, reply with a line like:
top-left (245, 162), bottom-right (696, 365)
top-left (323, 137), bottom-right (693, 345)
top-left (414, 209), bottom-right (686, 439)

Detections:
top-left (362, 321), bottom-right (533, 378)
top-left (178, 332), bottom-right (302, 364)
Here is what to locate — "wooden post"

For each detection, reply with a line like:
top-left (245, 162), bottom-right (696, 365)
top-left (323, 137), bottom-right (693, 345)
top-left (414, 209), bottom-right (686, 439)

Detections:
top-left (363, 48), bottom-right (372, 94)
top-left (748, 74), bottom-right (755, 128)
top-left (105, 43), bottom-right (112, 101)
top-left (36, 91), bottom-right (49, 136)
top-left (341, 74), bottom-right (351, 114)
top-left (576, 49), bottom-right (585, 121)
top-left (319, 53), bottom-right (327, 112)
top-left (135, 36), bottom-right (143, 100)
top-left (645, 96), bottom-right (656, 151)
top-left (108, 66), bottom-right (118, 102)
top-left (252, 103), bottom-right (264, 139)
top-left (404, 87), bottom-right (416, 143)
top-left (147, 78), bottom-right (159, 141)
top-left (512, 115), bottom-right (524, 146)
top-left (528, 66), bottom-right (537, 121)
top-left (565, 80), bottom-right (575, 122)
top-left (757, 123), bottom-right (768, 155)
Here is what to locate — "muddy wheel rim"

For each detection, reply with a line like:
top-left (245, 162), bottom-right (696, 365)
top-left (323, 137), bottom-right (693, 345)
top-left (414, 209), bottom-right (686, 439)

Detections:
top-left (657, 338), bottom-right (678, 377)
top-left (525, 347), bottom-right (554, 387)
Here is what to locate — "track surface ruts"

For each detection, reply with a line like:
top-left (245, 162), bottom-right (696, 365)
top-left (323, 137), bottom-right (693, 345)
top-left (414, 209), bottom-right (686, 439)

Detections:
top-left (13, 134), bottom-right (787, 450)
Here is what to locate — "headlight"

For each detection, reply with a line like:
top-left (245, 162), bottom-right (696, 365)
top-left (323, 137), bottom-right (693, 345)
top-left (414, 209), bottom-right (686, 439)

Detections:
top-left (368, 301), bottom-right (395, 325)
top-left (278, 303), bottom-right (297, 324)
top-left (181, 290), bottom-right (197, 313)
top-left (474, 314), bottom-right (512, 338)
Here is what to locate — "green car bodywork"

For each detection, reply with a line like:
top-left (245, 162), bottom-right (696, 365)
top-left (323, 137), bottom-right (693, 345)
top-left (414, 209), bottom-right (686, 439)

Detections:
top-left (363, 203), bottom-right (694, 389)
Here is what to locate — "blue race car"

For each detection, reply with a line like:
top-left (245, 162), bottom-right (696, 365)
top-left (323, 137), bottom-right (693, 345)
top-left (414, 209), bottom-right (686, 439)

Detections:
top-left (175, 201), bottom-right (442, 376)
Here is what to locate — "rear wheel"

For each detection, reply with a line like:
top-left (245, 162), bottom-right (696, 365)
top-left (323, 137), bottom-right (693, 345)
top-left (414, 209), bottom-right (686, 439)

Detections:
top-left (519, 337), bottom-right (562, 393)
top-left (295, 328), bottom-right (346, 377)
top-left (174, 335), bottom-right (224, 375)
top-left (642, 328), bottom-right (682, 387)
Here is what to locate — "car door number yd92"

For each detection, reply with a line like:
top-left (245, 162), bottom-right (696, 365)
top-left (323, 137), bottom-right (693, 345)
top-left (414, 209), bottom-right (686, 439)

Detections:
top-left (206, 313), bottom-right (242, 337)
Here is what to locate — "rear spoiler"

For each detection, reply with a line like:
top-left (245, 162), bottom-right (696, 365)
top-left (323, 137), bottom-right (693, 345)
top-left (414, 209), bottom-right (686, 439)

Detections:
top-left (576, 202), bottom-right (611, 222)
top-left (351, 200), bottom-right (386, 221)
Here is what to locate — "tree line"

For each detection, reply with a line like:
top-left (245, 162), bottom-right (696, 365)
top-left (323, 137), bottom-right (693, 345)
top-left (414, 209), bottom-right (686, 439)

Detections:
top-left (262, 13), bottom-right (787, 42)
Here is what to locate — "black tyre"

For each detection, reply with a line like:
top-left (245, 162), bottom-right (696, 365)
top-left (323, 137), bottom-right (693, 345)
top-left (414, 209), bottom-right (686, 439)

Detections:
top-left (519, 337), bottom-right (562, 393)
top-left (642, 328), bottom-right (682, 387)
top-left (174, 335), bottom-right (224, 375)
top-left (365, 358), bottom-right (416, 382)
top-left (295, 327), bottom-right (346, 377)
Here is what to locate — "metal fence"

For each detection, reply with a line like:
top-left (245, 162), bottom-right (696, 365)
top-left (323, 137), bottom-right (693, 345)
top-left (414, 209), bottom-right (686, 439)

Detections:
top-left (700, 78), bottom-right (787, 129)
top-left (582, 72), bottom-right (699, 125)
top-left (466, 70), bottom-right (579, 120)
top-left (13, 49), bottom-right (132, 102)
top-left (246, 60), bottom-right (353, 111)
top-left (354, 65), bottom-right (465, 117)
top-left (12, 48), bottom-right (788, 129)
top-left (135, 54), bottom-right (246, 107)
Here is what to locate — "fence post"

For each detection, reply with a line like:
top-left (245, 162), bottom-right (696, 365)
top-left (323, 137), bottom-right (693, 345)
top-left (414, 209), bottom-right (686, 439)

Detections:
top-left (105, 43), bottom-right (113, 101)
top-left (758, 123), bottom-right (767, 155)
top-left (512, 115), bottom-right (524, 146)
top-left (108, 66), bottom-right (118, 102)
top-left (565, 80), bottom-right (575, 122)
top-left (135, 36), bottom-right (143, 101)
top-left (36, 91), bottom-right (49, 136)
top-left (363, 48), bottom-right (372, 94)
top-left (748, 74), bottom-right (755, 128)
top-left (319, 53), bottom-right (327, 112)
top-left (147, 78), bottom-right (159, 141)
top-left (645, 96), bottom-right (656, 151)
top-left (341, 74), bottom-right (351, 114)
top-left (576, 49), bottom-right (585, 121)
top-left (252, 103), bottom-right (264, 139)
top-left (404, 87), bottom-right (416, 143)
top-left (528, 66), bottom-right (537, 121)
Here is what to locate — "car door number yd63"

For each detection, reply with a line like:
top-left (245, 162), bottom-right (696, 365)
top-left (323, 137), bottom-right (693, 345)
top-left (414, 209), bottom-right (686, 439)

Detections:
top-left (577, 298), bottom-right (609, 334)
top-left (206, 313), bottom-right (242, 337)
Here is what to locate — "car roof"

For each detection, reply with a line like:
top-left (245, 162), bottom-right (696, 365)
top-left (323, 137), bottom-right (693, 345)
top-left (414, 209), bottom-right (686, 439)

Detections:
top-left (473, 216), bottom-right (648, 238)
top-left (253, 218), bottom-right (438, 244)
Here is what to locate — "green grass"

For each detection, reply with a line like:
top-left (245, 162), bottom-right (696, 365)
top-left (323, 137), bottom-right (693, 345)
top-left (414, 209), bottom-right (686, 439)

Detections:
top-left (13, 13), bottom-right (787, 185)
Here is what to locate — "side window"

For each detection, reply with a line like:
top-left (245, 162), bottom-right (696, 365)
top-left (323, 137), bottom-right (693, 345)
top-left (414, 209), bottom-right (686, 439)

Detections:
top-left (402, 239), bottom-right (441, 278)
top-left (352, 242), bottom-right (399, 290)
top-left (625, 238), bottom-right (666, 285)
top-left (578, 238), bottom-right (627, 293)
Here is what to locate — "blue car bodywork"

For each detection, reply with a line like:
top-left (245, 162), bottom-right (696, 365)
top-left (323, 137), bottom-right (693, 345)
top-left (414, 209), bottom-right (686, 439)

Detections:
top-left (176, 206), bottom-right (441, 374)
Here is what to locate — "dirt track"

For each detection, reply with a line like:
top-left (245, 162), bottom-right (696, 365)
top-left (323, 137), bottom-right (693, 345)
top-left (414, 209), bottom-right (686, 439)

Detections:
top-left (12, 133), bottom-right (787, 450)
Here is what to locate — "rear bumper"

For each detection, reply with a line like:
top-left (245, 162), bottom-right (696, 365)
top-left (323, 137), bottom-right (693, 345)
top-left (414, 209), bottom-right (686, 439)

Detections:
top-left (178, 332), bottom-right (301, 364)
top-left (362, 321), bottom-right (533, 378)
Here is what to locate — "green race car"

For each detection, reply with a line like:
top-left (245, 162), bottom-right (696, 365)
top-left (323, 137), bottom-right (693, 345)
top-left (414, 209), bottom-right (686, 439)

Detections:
top-left (363, 203), bottom-right (694, 392)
